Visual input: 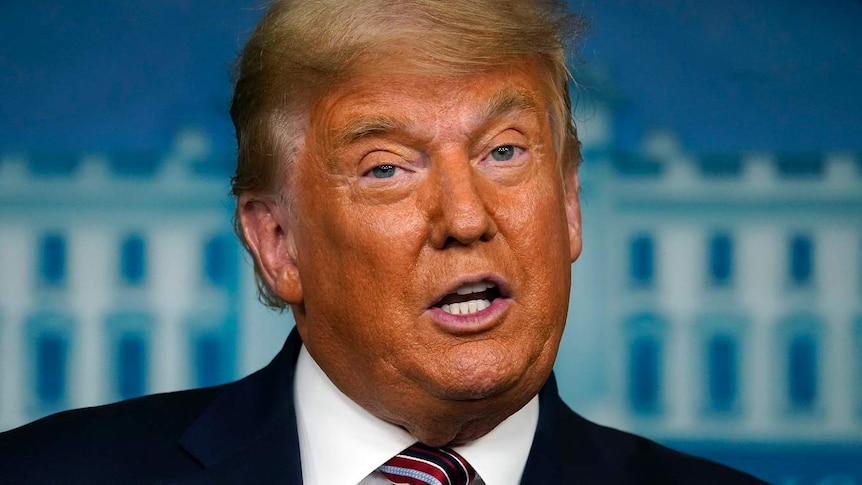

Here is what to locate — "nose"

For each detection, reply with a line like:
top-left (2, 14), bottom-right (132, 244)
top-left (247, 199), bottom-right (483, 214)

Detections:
top-left (425, 154), bottom-right (498, 249)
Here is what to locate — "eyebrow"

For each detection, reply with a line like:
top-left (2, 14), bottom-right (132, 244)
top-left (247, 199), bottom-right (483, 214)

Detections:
top-left (475, 87), bottom-right (542, 125)
top-left (331, 87), bottom-right (542, 146)
top-left (332, 115), bottom-right (408, 147)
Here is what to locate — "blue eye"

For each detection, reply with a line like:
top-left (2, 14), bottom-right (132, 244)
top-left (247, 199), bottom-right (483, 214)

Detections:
top-left (370, 164), bottom-right (397, 178)
top-left (490, 145), bottom-right (516, 162)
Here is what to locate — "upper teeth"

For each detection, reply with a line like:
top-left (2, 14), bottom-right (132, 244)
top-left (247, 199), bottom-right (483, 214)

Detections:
top-left (442, 300), bottom-right (490, 315)
top-left (440, 282), bottom-right (496, 316)
top-left (455, 281), bottom-right (494, 295)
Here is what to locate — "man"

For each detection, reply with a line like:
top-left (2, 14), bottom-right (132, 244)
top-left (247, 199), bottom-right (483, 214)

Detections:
top-left (1, 0), bottom-right (765, 483)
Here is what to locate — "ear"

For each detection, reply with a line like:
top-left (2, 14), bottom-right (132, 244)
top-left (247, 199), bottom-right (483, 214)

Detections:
top-left (563, 170), bottom-right (583, 263)
top-left (238, 194), bottom-right (303, 305)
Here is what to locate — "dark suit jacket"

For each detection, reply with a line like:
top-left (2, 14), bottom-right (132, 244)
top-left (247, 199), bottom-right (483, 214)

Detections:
top-left (0, 329), bottom-right (766, 484)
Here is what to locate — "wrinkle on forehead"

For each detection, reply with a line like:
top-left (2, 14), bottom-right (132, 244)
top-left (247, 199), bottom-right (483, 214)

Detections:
top-left (326, 83), bottom-right (546, 149)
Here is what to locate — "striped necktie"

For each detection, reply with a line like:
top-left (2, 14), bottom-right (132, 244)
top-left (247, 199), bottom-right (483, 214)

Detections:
top-left (379, 442), bottom-right (476, 485)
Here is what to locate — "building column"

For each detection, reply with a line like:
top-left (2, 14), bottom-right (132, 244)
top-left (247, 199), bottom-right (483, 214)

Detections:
top-left (0, 227), bottom-right (32, 430)
top-left (818, 228), bottom-right (858, 434)
top-left (740, 228), bottom-right (780, 433)
top-left (661, 226), bottom-right (699, 432)
top-left (69, 228), bottom-right (112, 408)
top-left (150, 227), bottom-right (196, 393)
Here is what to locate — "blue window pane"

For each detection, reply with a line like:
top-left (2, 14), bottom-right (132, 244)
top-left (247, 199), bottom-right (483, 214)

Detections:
top-left (788, 334), bottom-right (818, 410)
top-left (108, 150), bottom-right (160, 177)
top-left (203, 235), bottom-right (236, 287)
top-left (708, 335), bottom-right (738, 412)
top-left (610, 149), bottom-right (663, 177)
top-left (697, 154), bottom-right (742, 177)
top-left (629, 335), bottom-right (661, 413)
top-left (789, 236), bottom-right (813, 286)
top-left (708, 233), bottom-right (733, 285)
top-left (120, 235), bottom-right (146, 284)
top-left (194, 334), bottom-right (224, 387)
top-left (630, 235), bottom-right (654, 285)
top-left (39, 234), bottom-right (66, 286)
top-left (36, 333), bottom-right (67, 406)
top-left (117, 334), bottom-right (147, 399)
top-left (29, 151), bottom-right (79, 176)
top-left (775, 153), bottom-right (824, 178)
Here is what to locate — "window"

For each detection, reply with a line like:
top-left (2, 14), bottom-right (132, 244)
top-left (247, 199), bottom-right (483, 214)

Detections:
top-left (187, 315), bottom-right (236, 389)
top-left (775, 153), bottom-right (823, 178)
top-left (35, 331), bottom-right (68, 407)
top-left (27, 313), bottom-right (74, 413)
top-left (778, 314), bottom-right (821, 415)
top-left (203, 234), bottom-right (236, 288)
top-left (610, 149), bottom-right (663, 177)
top-left (29, 151), bottom-right (79, 176)
top-left (626, 313), bottom-right (666, 415)
top-left (120, 234), bottom-right (146, 285)
top-left (629, 335), bottom-right (661, 414)
top-left (697, 154), bottom-right (742, 177)
top-left (697, 314), bottom-right (747, 416)
top-left (193, 333), bottom-right (227, 387)
top-left (117, 334), bottom-right (148, 399)
top-left (109, 150), bottom-right (160, 177)
top-left (788, 333), bottom-right (818, 412)
top-left (629, 234), bottom-right (655, 286)
top-left (788, 235), bottom-right (813, 286)
top-left (106, 312), bottom-right (151, 400)
top-left (39, 233), bottom-right (66, 286)
top-left (707, 334), bottom-right (738, 413)
top-left (708, 233), bottom-right (733, 286)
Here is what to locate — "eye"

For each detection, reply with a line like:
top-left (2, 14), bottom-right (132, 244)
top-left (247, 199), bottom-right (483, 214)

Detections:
top-left (369, 164), bottom-right (398, 179)
top-left (490, 145), bottom-right (517, 162)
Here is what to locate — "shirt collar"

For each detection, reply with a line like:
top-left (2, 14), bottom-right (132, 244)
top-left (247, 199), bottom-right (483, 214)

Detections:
top-left (294, 345), bottom-right (539, 485)
top-left (455, 393), bottom-right (538, 485)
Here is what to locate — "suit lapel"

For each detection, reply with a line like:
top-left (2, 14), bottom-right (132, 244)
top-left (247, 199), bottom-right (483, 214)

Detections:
top-left (520, 374), bottom-right (607, 484)
top-left (158, 329), bottom-right (305, 484)
top-left (157, 333), bottom-right (615, 484)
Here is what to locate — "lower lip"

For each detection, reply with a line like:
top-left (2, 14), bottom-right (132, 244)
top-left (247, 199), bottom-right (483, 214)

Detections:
top-left (426, 297), bottom-right (512, 335)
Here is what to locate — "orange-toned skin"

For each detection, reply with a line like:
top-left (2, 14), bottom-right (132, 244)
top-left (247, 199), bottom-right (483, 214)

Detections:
top-left (240, 58), bottom-right (582, 447)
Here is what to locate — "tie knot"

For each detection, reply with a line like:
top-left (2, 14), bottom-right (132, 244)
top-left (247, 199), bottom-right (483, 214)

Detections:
top-left (379, 442), bottom-right (476, 485)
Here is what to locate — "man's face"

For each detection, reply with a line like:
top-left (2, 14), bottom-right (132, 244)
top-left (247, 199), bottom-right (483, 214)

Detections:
top-left (261, 58), bottom-right (581, 443)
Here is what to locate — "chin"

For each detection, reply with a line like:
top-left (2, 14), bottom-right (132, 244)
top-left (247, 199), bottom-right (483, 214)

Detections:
top-left (428, 361), bottom-right (536, 403)
top-left (433, 339), bottom-right (550, 400)
top-left (435, 379), bottom-right (513, 402)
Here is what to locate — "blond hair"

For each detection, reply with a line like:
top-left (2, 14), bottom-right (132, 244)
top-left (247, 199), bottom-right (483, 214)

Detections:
top-left (230, 0), bottom-right (586, 310)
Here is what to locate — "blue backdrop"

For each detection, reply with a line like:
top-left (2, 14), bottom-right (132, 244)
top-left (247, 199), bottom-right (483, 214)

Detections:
top-left (1, 2), bottom-right (860, 483)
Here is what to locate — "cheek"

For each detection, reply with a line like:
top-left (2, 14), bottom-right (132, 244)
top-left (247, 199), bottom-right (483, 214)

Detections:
top-left (296, 189), bottom-right (428, 314)
top-left (500, 177), bottom-right (572, 320)
top-left (341, 202), bottom-right (428, 280)
top-left (500, 176), bottom-right (569, 254)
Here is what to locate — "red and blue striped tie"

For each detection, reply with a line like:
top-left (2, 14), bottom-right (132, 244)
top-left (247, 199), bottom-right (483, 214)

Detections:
top-left (379, 442), bottom-right (476, 485)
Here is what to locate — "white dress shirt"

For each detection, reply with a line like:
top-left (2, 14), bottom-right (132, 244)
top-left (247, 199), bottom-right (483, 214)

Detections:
top-left (294, 346), bottom-right (539, 485)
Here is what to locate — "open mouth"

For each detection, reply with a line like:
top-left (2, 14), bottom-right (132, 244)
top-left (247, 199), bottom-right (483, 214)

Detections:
top-left (432, 280), bottom-right (505, 316)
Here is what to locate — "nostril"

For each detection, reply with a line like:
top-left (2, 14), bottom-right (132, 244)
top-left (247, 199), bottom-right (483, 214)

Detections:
top-left (436, 215), bottom-right (498, 248)
top-left (426, 168), bottom-right (498, 248)
top-left (441, 235), bottom-right (468, 249)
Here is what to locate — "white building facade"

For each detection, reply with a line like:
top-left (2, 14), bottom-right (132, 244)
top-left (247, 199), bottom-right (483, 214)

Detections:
top-left (555, 89), bottom-right (862, 482)
top-left (0, 132), bottom-right (242, 430)
top-left (1, 119), bottom-right (860, 480)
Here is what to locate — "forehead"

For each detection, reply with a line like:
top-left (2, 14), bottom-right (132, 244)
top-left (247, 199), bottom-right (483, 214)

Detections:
top-left (308, 58), bottom-right (554, 143)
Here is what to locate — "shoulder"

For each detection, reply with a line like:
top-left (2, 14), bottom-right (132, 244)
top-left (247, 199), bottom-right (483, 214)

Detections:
top-left (0, 330), bottom-right (303, 484)
top-left (530, 378), bottom-right (767, 484)
top-left (558, 408), bottom-right (767, 484)
top-left (0, 385), bottom-right (224, 483)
